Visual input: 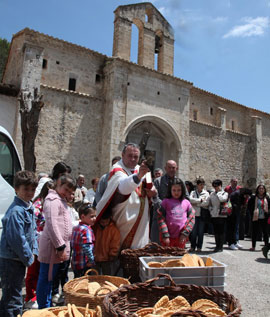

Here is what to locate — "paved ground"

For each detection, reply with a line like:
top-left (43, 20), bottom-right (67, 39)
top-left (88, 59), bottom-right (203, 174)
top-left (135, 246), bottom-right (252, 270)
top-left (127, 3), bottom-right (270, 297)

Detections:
top-left (1, 234), bottom-right (269, 316)
top-left (192, 234), bottom-right (270, 317)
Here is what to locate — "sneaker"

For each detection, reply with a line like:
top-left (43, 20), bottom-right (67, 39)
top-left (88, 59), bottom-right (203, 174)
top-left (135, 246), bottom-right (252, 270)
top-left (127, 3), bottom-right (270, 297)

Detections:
top-left (197, 248), bottom-right (202, 252)
top-left (52, 293), bottom-right (61, 304)
top-left (24, 300), bottom-right (38, 309)
top-left (249, 247), bottom-right (255, 251)
top-left (58, 294), bottom-right (65, 304)
top-left (229, 244), bottom-right (238, 250)
top-left (235, 242), bottom-right (243, 249)
top-left (189, 248), bottom-right (195, 252)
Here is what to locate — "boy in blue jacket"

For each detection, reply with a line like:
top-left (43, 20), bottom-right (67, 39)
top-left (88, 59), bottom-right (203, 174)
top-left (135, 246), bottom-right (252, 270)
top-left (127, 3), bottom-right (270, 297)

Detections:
top-left (0, 170), bottom-right (38, 317)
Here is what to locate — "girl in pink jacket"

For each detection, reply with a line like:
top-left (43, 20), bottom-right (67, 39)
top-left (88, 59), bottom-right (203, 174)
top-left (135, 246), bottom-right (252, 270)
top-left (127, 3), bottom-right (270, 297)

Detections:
top-left (36, 175), bottom-right (76, 308)
top-left (157, 178), bottom-right (195, 248)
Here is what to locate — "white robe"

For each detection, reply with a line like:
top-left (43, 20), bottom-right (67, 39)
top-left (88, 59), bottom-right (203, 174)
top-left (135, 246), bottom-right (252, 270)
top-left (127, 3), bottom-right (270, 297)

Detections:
top-left (96, 160), bottom-right (150, 249)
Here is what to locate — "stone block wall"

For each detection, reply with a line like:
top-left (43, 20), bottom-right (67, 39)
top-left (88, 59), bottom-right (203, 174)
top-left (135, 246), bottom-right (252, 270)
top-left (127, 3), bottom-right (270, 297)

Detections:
top-left (190, 88), bottom-right (253, 135)
top-left (105, 59), bottom-right (191, 179)
top-left (261, 116), bottom-right (270, 188)
top-left (2, 32), bottom-right (26, 88)
top-left (35, 86), bottom-right (103, 186)
top-left (189, 120), bottom-right (251, 190)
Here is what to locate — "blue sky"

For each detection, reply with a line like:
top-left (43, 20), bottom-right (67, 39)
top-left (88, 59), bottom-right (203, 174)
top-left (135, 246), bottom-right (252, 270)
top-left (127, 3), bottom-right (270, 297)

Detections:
top-left (1, 0), bottom-right (270, 112)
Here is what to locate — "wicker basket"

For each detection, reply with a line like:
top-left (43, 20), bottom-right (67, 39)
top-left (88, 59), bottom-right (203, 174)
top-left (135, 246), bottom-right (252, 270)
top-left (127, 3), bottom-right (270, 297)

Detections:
top-left (63, 269), bottom-right (129, 313)
top-left (120, 242), bottom-right (186, 282)
top-left (103, 274), bottom-right (242, 317)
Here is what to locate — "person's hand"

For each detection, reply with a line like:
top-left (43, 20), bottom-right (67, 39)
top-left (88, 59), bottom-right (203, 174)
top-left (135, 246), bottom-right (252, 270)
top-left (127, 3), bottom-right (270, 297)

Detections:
top-left (137, 161), bottom-right (149, 180)
top-left (86, 262), bottom-right (93, 267)
top-left (163, 238), bottom-right (170, 246)
top-left (145, 185), bottom-right (157, 198)
top-left (57, 249), bottom-right (67, 261)
top-left (178, 234), bottom-right (187, 246)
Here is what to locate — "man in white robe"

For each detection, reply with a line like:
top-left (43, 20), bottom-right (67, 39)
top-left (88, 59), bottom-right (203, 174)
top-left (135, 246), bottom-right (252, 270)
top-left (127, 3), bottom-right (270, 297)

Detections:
top-left (96, 143), bottom-right (156, 249)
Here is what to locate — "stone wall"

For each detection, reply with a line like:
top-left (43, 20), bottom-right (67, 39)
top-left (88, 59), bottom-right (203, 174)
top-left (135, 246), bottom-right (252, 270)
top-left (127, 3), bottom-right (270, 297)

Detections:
top-left (190, 88), bottom-right (253, 135)
top-left (189, 120), bottom-right (251, 190)
top-left (261, 116), bottom-right (270, 188)
top-left (0, 94), bottom-right (18, 138)
top-left (104, 59), bottom-right (192, 179)
top-left (35, 86), bottom-right (103, 186)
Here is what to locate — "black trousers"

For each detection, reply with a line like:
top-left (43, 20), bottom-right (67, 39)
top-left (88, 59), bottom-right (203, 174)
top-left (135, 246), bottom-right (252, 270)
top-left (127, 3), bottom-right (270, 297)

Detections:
top-left (227, 212), bottom-right (237, 245)
top-left (251, 219), bottom-right (268, 248)
top-left (212, 217), bottom-right (226, 250)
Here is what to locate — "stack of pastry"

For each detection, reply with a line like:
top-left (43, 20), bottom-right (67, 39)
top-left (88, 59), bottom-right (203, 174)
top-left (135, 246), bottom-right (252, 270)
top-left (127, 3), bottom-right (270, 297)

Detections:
top-left (22, 303), bottom-right (102, 317)
top-left (133, 295), bottom-right (226, 316)
top-left (148, 254), bottom-right (213, 268)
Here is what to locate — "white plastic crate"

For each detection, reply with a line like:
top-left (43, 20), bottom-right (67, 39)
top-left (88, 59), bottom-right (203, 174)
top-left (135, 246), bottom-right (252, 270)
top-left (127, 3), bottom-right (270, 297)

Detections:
top-left (139, 255), bottom-right (226, 290)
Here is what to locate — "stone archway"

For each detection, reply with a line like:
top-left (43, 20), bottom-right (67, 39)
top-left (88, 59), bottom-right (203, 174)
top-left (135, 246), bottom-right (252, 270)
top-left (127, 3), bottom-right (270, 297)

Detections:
top-left (121, 115), bottom-right (181, 174)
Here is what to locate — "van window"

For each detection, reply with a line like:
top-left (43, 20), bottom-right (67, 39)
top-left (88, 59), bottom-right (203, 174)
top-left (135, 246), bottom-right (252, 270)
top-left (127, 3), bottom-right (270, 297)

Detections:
top-left (0, 132), bottom-right (21, 187)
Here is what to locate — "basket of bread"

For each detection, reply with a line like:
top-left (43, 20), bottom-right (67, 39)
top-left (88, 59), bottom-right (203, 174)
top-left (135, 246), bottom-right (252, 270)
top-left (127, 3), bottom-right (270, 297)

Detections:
top-left (63, 269), bottom-right (129, 314)
top-left (22, 303), bottom-right (101, 317)
top-left (103, 273), bottom-right (241, 316)
top-left (120, 242), bottom-right (186, 283)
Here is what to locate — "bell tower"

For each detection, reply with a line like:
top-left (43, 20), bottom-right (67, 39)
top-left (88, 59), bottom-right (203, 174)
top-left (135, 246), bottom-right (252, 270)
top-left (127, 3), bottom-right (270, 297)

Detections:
top-left (112, 2), bottom-right (174, 75)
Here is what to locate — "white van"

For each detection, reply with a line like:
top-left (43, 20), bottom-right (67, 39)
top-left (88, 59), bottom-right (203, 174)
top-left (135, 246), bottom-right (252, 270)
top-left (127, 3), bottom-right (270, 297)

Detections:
top-left (0, 126), bottom-right (22, 231)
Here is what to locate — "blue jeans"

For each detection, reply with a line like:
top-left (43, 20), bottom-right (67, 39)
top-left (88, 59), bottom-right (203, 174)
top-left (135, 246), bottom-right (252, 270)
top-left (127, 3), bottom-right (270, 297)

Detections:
top-left (52, 259), bottom-right (70, 295)
top-left (36, 262), bottom-right (59, 308)
top-left (0, 258), bottom-right (26, 317)
top-left (190, 216), bottom-right (205, 249)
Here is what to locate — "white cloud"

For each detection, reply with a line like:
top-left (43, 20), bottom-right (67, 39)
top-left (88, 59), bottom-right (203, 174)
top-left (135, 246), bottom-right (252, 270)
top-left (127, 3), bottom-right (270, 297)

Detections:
top-left (223, 17), bottom-right (270, 38)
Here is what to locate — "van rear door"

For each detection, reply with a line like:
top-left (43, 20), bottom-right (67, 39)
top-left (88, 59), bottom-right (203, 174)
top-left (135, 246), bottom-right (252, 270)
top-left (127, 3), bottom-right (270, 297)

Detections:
top-left (0, 127), bottom-right (22, 229)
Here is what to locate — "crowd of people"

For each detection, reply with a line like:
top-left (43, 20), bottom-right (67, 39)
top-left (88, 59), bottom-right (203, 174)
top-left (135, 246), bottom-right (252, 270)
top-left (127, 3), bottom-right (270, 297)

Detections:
top-left (0, 143), bottom-right (269, 316)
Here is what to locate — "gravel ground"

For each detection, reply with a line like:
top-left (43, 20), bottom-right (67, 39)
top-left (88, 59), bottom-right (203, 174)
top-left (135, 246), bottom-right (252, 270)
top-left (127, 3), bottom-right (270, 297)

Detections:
top-left (1, 234), bottom-right (269, 316)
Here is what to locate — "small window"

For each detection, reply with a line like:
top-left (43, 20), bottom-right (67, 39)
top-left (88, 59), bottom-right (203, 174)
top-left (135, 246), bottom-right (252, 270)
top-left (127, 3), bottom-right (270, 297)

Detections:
top-left (210, 107), bottom-right (213, 115)
top-left (95, 74), bottom-right (101, 83)
top-left (157, 91), bottom-right (160, 95)
top-left (56, 61), bottom-right (60, 65)
top-left (69, 78), bottom-right (76, 91)
top-left (42, 59), bottom-right (47, 69)
top-left (193, 110), bottom-right (198, 121)
top-left (231, 120), bottom-right (235, 130)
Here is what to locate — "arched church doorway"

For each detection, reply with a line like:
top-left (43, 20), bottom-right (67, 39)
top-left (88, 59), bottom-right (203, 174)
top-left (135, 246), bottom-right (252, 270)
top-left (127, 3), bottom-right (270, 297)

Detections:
top-left (123, 116), bottom-right (181, 176)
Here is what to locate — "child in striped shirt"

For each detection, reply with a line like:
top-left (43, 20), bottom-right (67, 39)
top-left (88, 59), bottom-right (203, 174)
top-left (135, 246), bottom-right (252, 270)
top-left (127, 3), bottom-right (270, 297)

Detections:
top-left (71, 203), bottom-right (96, 278)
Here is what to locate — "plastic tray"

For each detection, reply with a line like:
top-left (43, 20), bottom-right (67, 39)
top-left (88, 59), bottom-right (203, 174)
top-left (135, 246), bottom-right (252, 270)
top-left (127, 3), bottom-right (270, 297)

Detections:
top-left (139, 256), bottom-right (226, 278)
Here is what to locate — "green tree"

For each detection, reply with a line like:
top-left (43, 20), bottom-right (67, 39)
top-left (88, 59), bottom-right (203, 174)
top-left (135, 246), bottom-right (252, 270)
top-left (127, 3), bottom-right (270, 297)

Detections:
top-left (0, 38), bottom-right (10, 81)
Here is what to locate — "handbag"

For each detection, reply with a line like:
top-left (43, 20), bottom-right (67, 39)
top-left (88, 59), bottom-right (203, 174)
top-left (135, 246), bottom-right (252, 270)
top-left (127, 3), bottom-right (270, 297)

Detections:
top-left (253, 208), bottom-right (259, 221)
top-left (219, 200), bottom-right (232, 216)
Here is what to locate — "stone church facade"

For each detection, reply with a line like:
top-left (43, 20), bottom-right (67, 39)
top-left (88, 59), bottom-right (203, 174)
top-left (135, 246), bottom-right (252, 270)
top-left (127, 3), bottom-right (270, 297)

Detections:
top-left (2, 2), bottom-right (270, 189)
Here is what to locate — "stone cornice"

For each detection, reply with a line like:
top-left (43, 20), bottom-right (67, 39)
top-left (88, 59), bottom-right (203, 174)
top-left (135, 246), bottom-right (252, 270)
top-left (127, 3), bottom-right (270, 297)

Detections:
top-left (192, 86), bottom-right (270, 118)
top-left (190, 119), bottom-right (249, 136)
top-left (40, 84), bottom-right (101, 100)
top-left (13, 28), bottom-right (108, 60)
top-left (108, 56), bottom-right (193, 87)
